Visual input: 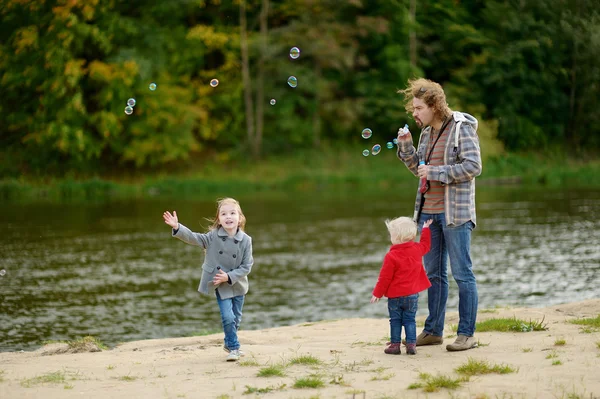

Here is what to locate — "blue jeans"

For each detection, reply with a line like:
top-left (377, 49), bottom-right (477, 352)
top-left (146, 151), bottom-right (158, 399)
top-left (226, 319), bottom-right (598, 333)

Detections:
top-left (388, 294), bottom-right (419, 344)
top-left (418, 213), bottom-right (478, 337)
top-left (215, 290), bottom-right (244, 350)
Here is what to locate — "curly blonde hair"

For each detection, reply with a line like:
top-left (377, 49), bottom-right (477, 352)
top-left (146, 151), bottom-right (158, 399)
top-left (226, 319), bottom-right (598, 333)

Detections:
top-left (385, 216), bottom-right (417, 245)
top-left (398, 78), bottom-right (452, 121)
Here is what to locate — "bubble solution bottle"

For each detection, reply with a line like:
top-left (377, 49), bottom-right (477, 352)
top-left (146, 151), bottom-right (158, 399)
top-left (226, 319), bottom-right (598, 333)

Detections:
top-left (419, 161), bottom-right (429, 194)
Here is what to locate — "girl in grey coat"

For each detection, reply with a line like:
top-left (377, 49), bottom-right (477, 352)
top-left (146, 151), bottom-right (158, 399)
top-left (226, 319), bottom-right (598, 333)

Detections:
top-left (163, 198), bottom-right (254, 362)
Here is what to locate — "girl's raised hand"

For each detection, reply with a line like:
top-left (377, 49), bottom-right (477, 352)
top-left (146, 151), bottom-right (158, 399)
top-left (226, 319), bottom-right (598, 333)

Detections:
top-left (163, 211), bottom-right (179, 229)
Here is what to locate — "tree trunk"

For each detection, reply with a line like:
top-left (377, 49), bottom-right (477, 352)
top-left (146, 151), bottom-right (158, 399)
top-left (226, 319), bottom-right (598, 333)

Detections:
top-left (409, 0), bottom-right (417, 68)
top-left (313, 63), bottom-right (322, 148)
top-left (254, 0), bottom-right (269, 159)
top-left (240, 0), bottom-right (256, 157)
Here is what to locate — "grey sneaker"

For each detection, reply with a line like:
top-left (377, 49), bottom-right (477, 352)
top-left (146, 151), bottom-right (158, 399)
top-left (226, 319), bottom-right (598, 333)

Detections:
top-left (446, 335), bottom-right (477, 351)
top-left (415, 332), bottom-right (443, 346)
top-left (226, 349), bottom-right (240, 361)
top-left (223, 345), bottom-right (245, 357)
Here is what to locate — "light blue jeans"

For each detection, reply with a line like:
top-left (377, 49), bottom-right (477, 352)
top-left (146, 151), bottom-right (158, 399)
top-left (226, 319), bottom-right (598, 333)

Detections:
top-left (388, 294), bottom-right (419, 344)
top-left (215, 290), bottom-right (244, 350)
top-left (418, 213), bottom-right (478, 337)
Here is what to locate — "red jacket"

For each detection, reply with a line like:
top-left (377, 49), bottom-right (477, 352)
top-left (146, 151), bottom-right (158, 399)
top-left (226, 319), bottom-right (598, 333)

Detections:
top-left (372, 227), bottom-right (431, 298)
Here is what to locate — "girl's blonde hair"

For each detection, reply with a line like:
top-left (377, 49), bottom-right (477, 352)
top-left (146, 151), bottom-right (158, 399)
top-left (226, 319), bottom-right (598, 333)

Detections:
top-left (385, 216), bottom-right (417, 245)
top-left (207, 197), bottom-right (246, 231)
top-left (398, 77), bottom-right (452, 121)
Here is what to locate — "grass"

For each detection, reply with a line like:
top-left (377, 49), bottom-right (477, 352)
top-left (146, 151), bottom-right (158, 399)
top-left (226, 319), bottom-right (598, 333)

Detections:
top-left (522, 347), bottom-right (533, 353)
top-left (552, 360), bottom-right (563, 366)
top-left (568, 315), bottom-right (600, 333)
top-left (596, 341), bottom-right (600, 349)
top-left (116, 375), bottom-right (138, 381)
top-left (293, 375), bottom-right (325, 389)
top-left (239, 358), bottom-right (260, 367)
top-left (476, 316), bottom-right (547, 332)
top-left (257, 364), bottom-right (286, 378)
top-left (546, 352), bottom-right (559, 359)
top-left (0, 369), bottom-right (5, 382)
top-left (3, 150), bottom-right (600, 203)
top-left (554, 338), bottom-right (567, 346)
top-left (21, 371), bottom-right (67, 388)
top-left (289, 354), bottom-right (322, 366)
top-left (371, 373), bottom-right (394, 381)
top-left (243, 383), bottom-right (286, 394)
top-left (455, 358), bottom-right (517, 376)
top-left (408, 372), bottom-right (465, 393)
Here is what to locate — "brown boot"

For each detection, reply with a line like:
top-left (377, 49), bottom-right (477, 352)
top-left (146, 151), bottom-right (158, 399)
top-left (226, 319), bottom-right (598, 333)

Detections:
top-left (384, 343), bottom-right (401, 355)
top-left (415, 331), bottom-right (443, 346)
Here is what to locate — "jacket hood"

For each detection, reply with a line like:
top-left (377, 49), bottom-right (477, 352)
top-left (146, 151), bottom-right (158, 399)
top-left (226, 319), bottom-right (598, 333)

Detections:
top-left (452, 111), bottom-right (478, 131)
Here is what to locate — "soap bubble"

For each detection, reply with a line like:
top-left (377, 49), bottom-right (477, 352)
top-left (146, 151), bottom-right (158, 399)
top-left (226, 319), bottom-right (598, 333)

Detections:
top-left (371, 144), bottom-right (382, 155)
top-left (270, 99), bottom-right (276, 105)
top-left (287, 76), bottom-right (297, 88)
top-left (289, 47), bottom-right (300, 59)
top-left (393, 138), bottom-right (398, 145)
top-left (149, 83), bottom-right (157, 91)
top-left (127, 98), bottom-right (136, 107)
top-left (210, 79), bottom-right (219, 87)
top-left (125, 106), bottom-right (133, 115)
top-left (0, 269), bottom-right (5, 277)
top-left (361, 128), bottom-right (372, 139)
top-left (386, 142), bottom-right (394, 149)
top-left (362, 149), bottom-right (370, 157)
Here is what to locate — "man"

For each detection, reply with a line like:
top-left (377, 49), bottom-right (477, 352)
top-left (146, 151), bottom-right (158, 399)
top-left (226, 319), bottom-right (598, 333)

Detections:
top-left (396, 78), bottom-right (482, 351)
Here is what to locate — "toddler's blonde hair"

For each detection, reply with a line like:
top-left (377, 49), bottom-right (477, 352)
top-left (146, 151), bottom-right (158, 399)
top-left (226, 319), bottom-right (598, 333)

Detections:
top-left (385, 216), bottom-right (417, 245)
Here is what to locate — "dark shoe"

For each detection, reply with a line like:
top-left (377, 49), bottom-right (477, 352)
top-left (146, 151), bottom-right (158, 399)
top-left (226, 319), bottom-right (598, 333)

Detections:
top-left (446, 335), bottom-right (477, 351)
top-left (384, 343), bottom-right (401, 355)
top-left (415, 332), bottom-right (443, 346)
top-left (406, 343), bottom-right (417, 355)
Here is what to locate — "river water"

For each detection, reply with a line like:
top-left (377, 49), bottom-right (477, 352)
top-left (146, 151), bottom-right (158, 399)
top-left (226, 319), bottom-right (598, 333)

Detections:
top-left (1, 187), bottom-right (599, 351)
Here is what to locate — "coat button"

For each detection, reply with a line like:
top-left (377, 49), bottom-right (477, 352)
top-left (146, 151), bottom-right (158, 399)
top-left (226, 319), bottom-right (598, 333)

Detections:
top-left (219, 251), bottom-right (223, 254)
top-left (232, 254), bottom-right (236, 258)
top-left (234, 240), bottom-right (239, 244)
top-left (222, 238), bottom-right (226, 241)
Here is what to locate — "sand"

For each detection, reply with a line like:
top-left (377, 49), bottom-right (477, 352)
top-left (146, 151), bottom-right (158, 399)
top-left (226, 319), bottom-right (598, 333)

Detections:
top-left (1, 299), bottom-right (599, 399)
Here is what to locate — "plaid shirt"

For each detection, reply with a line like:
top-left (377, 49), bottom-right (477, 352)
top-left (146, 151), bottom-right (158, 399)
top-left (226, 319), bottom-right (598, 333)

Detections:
top-left (397, 111), bottom-right (482, 227)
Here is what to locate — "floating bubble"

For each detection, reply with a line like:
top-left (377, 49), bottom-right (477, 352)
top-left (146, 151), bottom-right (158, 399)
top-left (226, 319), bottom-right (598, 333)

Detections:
top-left (124, 106), bottom-right (133, 115)
top-left (0, 269), bottom-right (5, 277)
top-left (362, 149), bottom-right (370, 157)
top-left (270, 98), bottom-right (276, 105)
top-left (287, 76), bottom-right (297, 88)
top-left (127, 98), bottom-right (136, 107)
top-left (386, 142), bottom-right (394, 149)
top-left (371, 144), bottom-right (382, 155)
top-left (393, 138), bottom-right (398, 145)
top-left (210, 78), bottom-right (219, 87)
top-left (361, 128), bottom-right (372, 139)
top-left (149, 82), bottom-right (157, 91)
top-left (289, 47), bottom-right (301, 59)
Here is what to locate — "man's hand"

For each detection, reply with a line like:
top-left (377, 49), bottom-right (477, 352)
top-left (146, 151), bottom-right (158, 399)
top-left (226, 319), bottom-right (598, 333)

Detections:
top-left (163, 211), bottom-right (179, 229)
top-left (417, 164), bottom-right (430, 179)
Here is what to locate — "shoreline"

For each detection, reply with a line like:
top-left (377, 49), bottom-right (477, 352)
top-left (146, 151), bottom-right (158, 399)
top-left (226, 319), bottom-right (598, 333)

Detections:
top-left (1, 299), bottom-right (599, 398)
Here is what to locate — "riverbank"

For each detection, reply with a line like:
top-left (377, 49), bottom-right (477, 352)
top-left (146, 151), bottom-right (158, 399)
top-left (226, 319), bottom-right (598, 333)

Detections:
top-left (1, 150), bottom-right (599, 203)
top-left (1, 299), bottom-right (598, 399)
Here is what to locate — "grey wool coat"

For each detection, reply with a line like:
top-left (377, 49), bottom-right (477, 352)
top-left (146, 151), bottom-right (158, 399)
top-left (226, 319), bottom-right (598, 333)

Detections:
top-left (172, 224), bottom-right (254, 299)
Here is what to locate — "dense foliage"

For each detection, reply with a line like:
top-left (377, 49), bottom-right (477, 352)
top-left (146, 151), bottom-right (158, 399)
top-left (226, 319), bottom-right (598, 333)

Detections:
top-left (0, 0), bottom-right (598, 176)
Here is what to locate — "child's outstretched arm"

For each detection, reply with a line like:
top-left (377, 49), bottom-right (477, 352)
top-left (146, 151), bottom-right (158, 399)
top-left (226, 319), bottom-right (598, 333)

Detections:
top-left (418, 219), bottom-right (433, 255)
top-left (163, 211), bottom-right (211, 248)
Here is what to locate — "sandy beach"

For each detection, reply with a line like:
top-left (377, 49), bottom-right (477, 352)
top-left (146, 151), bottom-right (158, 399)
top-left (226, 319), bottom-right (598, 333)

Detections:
top-left (1, 299), bottom-right (599, 399)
